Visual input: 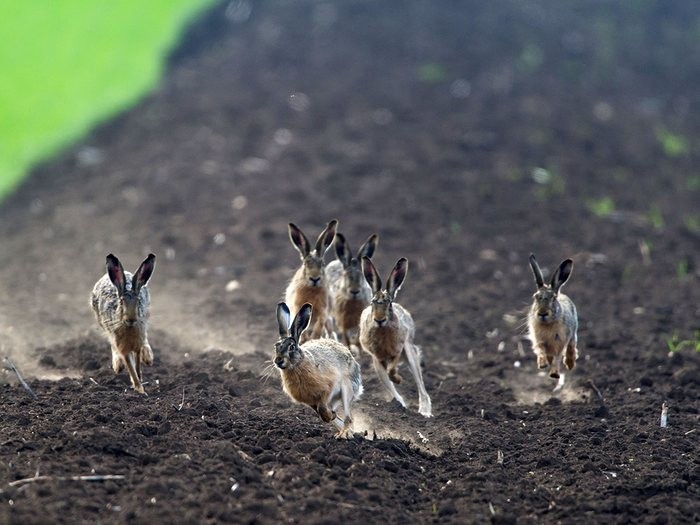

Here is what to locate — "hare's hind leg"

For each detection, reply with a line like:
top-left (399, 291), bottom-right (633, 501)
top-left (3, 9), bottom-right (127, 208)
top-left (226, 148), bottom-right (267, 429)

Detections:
top-left (335, 382), bottom-right (355, 439)
top-left (372, 356), bottom-right (407, 408)
top-left (124, 352), bottom-right (145, 394)
top-left (404, 343), bottom-right (432, 417)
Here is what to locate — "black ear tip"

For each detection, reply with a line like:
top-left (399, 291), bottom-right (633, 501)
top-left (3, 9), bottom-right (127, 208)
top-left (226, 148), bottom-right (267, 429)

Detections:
top-left (329, 219), bottom-right (339, 227)
top-left (148, 253), bottom-right (156, 259)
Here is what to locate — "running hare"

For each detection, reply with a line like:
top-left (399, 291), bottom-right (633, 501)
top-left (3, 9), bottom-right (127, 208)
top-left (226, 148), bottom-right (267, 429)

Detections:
top-left (285, 219), bottom-right (337, 342)
top-left (527, 254), bottom-right (578, 381)
top-left (91, 253), bottom-right (155, 394)
top-left (326, 232), bottom-right (378, 349)
top-left (359, 257), bottom-right (432, 417)
top-left (275, 302), bottom-right (363, 438)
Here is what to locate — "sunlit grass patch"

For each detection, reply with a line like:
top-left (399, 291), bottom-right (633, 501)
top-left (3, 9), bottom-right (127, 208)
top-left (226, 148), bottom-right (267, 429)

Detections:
top-left (0, 0), bottom-right (215, 201)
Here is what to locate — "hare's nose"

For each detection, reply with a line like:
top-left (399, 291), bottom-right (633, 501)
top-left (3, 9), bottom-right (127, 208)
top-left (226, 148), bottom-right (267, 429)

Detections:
top-left (310, 277), bottom-right (321, 285)
top-left (274, 358), bottom-right (286, 369)
top-left (350, 290), bottom-right (359, 297)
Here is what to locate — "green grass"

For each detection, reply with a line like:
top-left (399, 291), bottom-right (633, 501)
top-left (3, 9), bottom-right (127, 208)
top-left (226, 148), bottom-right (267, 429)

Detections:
top-left (0, 0), bottom-right (216, 201)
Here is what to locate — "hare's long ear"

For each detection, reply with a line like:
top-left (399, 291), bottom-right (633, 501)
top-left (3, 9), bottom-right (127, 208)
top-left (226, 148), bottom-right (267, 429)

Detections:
top-left (133, 253), bottom-right (156, 291)
top-left (357, 233), bottom-right (378, 260)
top-left (529, 253), bottom-right (544, 288)
top-left (334, 233), bottom-right (351, 267)
top-left (551, 259), bottom-right (573, 292)
top-left (387, 258), bottom-right (408, 299)
top-left (276, 302), bottom-right (291, 338)
top-left (291, 303), bottom-right (313, 343)
top-left (288, 223), bottom-right (310, 258)
top-left (361, 256), bottom-right (381, 294)
top-left (106, 254), bottom-right (126, 295)
top-left (315, 219), bottom-right (338, 256)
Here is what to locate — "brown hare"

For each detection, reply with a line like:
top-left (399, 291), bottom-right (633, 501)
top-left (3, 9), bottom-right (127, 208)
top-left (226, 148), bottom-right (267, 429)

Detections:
top-left (527, 254), bottom-right (579, 383)
top-left (359, 257), bottom-right (432, 417)
top-left (275, 302), bottom-right (363, 438)
top-left (285, 219), bottom-right (338, 342)
top-left (326, 232), bottom-right (378, 350)
top-left (91, 253), bottom-right (155, 394)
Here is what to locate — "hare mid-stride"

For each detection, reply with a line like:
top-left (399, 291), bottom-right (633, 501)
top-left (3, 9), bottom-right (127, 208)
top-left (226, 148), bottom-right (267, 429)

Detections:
top-left (527, 254), bottom-right (579, 382)
top-left (274, 302), bottom-right (363, 438)
top-left (326, 232), bottom-right (378, 350)
top-left (359, 257), bottom-right (432, 417)
top-left (91, 253), bottom-right (156, 394)
top-left (285, 219), bottom-right (338, 342)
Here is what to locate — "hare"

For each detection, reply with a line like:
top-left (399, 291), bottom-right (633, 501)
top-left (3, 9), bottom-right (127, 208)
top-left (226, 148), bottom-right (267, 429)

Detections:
top-left (527, 254), bottom-right (579, 381)
top-left (274, 302), bottom-right (363, 438)
top-left (285, 219), bottom-right (338, 342)
top-left (91, 253), bottom-right (155, 394)
top-left (326, 232), bottom-right (378, 350)
top-left (359, 257), bottom-right (432, 417)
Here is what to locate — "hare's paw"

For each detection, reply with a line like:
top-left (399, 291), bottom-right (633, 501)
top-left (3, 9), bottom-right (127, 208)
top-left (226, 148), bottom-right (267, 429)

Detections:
top-left (317, 404), bottom-right (335, 423)
top-left (335, 428), bottom-right (354, 440)
top-left (388, 368), bottom-right (402, 384)
top-left (419, 400), bottom-right (433, 418)
top-left (536, 354), bottom-right (548, 369)
top-left (141, 344), bottom-right (154, 366)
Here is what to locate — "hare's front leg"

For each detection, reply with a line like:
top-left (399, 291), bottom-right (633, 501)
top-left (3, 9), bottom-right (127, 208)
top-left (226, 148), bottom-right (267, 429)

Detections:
top-left (533, 343), bottom-right (548, 369)
top-left (310, 313), bottom-right (326, 340)
top-left (124, 352), bottom-right (145, 394)
top-left (316, 403), bottom-right (335, 423)
top-left (372, 356), bottom-right (406, 408)
top-left (111, 343), bottom-right (123, 373)
top-left (564, 339), bottom-right (578, 370)
top-left (141, 336), bottom-right (154, 366)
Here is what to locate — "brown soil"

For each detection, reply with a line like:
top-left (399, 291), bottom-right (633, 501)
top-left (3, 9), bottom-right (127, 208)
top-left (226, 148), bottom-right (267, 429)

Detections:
top-left (1, 1), bottom-right (699, 523)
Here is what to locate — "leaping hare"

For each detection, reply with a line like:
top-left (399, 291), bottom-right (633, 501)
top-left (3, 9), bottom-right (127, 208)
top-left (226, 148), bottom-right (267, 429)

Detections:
top-left (285, 219), bottom-right (337, 342)
top-left (326, 232), bottom-right (378, 349)
top-left (527, 254), bottom-right (579, 382)
top-left (274, 302), bottom-right (363, 438)
top-left (91, 253), bottom-right (155, 394)
top-left (359, 257), bottom-right (432, 417)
